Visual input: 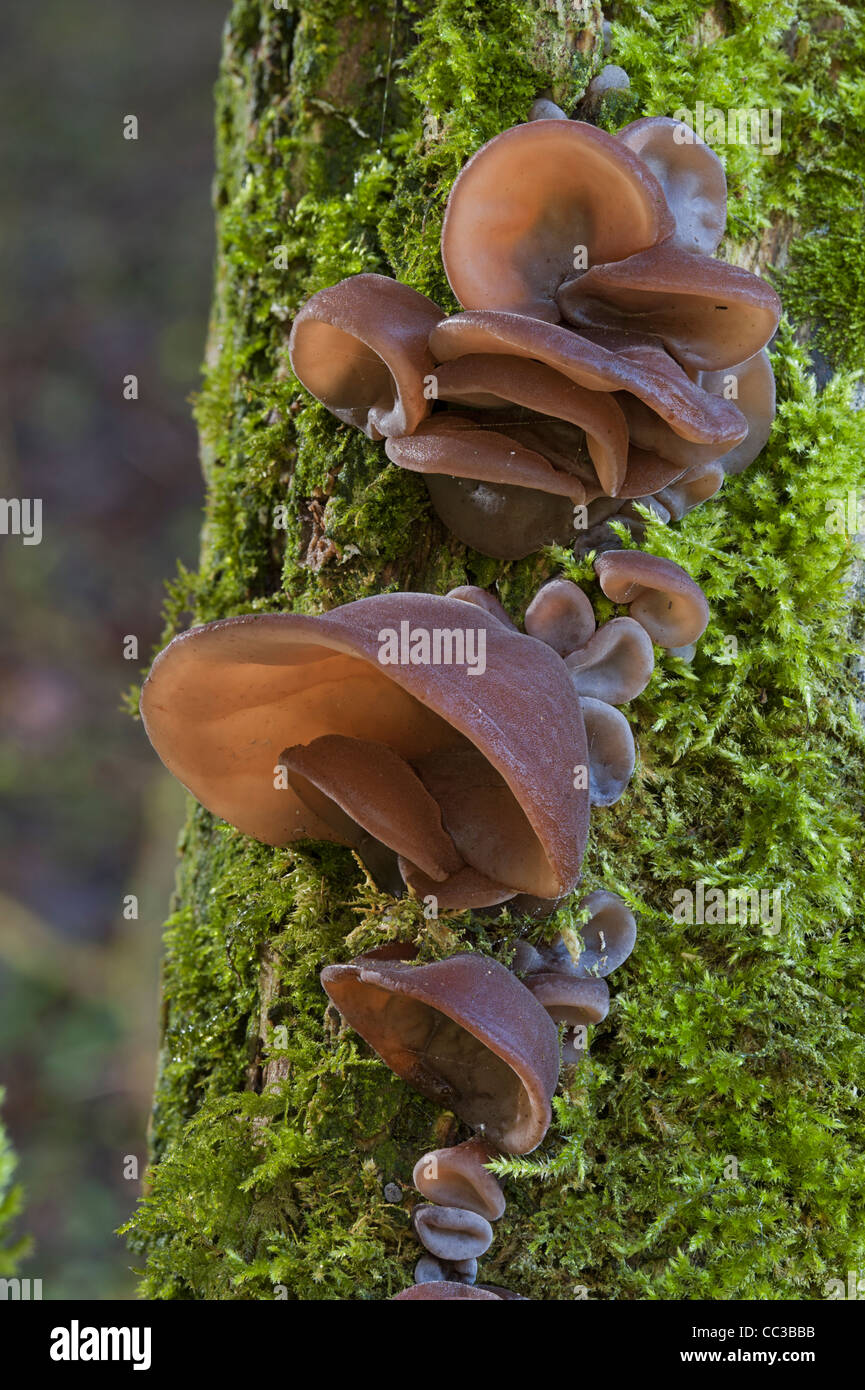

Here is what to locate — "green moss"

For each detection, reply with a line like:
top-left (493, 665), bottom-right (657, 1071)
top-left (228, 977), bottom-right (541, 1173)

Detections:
top-left (0, 1090), bottom-right (29, 1277)
top-left (125, 0), bottom-right (865, 1299)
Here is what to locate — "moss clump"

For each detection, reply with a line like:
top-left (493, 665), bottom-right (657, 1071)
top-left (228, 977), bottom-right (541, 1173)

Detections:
top-left (0, 1090), bottom-right (29, 1278)
top-left (125, 0), bottom-right (865, 1299)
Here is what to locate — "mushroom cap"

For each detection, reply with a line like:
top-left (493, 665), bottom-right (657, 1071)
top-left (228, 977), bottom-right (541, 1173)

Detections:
top-left (140, 593), bottom-right (590, 905)
top-left (393, 1281), bottom-right (501, 1300)
top-left (429, 354), bottom-right (630, 496)
top-left (692, 348), bottom-right (775, 475)
top-left (288, 273), bottom-right (442, 440)
top-left (525, 972), bottom-right (610, 1025)
top-left (422, 472), bottom-right (576, 561)
top-left (618, 116), bottom-right (727, 255)
top-left (565, 616), bottom-right (655, 704)
top-left (575, 889), bottom-right (637, 977)
top-left (429, 311), bottom-right (747, 447)
top-left (524, 579), bottom-right (596, 656)
top-left (594, 551), bottom-right (710, 647)
top-left (412, 1204), bottom-right (494, 1261)
top-left (413, 1136), bottom-right (505, 1222)
top-left (277, 735), bottom-right (462, 883)
top-left (522, 891), bottom-right (637, 981)
top-left (580, 696), bottom-right (636, 805)
top-left (440, 119), bottom-right (674, 320)
top-left (320, 952), bottom-right (560, 1153)
top-left (557, 243), bottom-right (781, 373)
top-left (653, 460), bottom-right (724, 521)
top-left (446, 586), bottom-right (517, 630)
top-left (414, 1255), bottom-right (452, 1284)
top-left (528, 97), bottom-right (568, 121)
top-left (385, 420), bottom-right (587, 504)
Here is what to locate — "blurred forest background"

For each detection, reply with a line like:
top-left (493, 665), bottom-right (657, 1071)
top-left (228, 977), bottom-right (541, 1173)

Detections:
top-left (0, 0), bottom-right (222, 1297)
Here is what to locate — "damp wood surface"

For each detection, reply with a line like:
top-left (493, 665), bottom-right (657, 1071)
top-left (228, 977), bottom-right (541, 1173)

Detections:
top-left (112, 0), bottom-right (865, 1300)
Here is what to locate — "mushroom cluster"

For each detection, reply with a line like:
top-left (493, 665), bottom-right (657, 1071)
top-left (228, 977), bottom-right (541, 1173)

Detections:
top-left (323, 891), bottom-right (635, 1299)
top-left (515, 889), bottom-right (637, 1064)
top-left (140, 558), bottom-right (707, 914)
top-left (289, 111), bottom-right (779, 559)
top-left (322, 945), bottom-right (553, 1300)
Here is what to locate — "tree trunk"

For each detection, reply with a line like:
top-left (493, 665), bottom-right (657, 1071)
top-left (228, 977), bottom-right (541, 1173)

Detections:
top-left (125, 0), bottom-right (865, 1300)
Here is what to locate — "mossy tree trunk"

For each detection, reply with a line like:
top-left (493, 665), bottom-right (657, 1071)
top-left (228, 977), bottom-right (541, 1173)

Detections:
top-left (125, 0), bottom-right (865, 1300)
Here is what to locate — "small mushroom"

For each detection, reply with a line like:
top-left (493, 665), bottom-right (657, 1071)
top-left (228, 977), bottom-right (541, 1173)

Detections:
top-left (524, 579), bottom-right (596, 656)
top-left (617, 116), bottom-right (727, 256)
top-left (594, 551), bottom-right (710, 647)
top-left (518, 891), bottom-right (636, 983)
top-left (515, 891), bottom-right (636, 1063)
top-left (288, 273), bottom-right (443, 439)
top-left (278, 734), bottom-right (463, 883)
top-left (580, 696), bottom-right (636, 806)
top-left (691, 347), bottom-right (776, 475)
top-left (440, 120), bottom-right (674, 320)
top-left (414, 1254), bottom-right (478, 1286)
top-left (450, 1258), bottom-right (479, 1285)
top-left (393, 1282), bottom-right (501, 1300)
top-left (413, 1205), bottom-right (494, 1262)
top-left (320, 952), bottom-right (560, 1153)
top-left (582, 64), bottom-right (631, 117)
top-left (413, 1136), bottom-right (505, 1222)
top-left (528, 97), bottom-right (568, 121)
top-left (570, 889), bottom-right (637, 978)
top-left (446, 586), bottom-right (517, 630)
top-left (653, 460), bottom-right (724, 521)
top-left (565, 617), bottom-right (655, 704)
top-left (414, 1254), bottom-right (450, 1284)
top-left (523, 972), bottom-right (610, 1028)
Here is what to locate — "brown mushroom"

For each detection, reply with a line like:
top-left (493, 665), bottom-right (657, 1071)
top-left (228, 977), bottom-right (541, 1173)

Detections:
top-left (421, 471), bottom-right (577, 562)
top-left (413, 1205), bottom-right (494, 1261)
top-left (287, 273), bottom-right (443, 440)
top-left (653, 460), bottom-right (724, 521)
top-left (320, 952), bottom-right (560, 1153)
top-left (557, 242), bottom-right (781, 373)
top-left (429, 311), bottom-right (747, 448)
top-left (428, 354), bottom-right (630, 496)
top-left (415, 1253), bottom-right (478, 1286)
top-left (580, 696), bottom-right (636, 806)
top-left (385, 418), bottom-right (588, 504)
top-left (140, 592), bottom-right (590, 910)
top-left (565, 617), bottom-right (655, 704)
top-left (277, 734), bottom-right (463, 883)
top-left (524, 579), bottom-right (596, 657)
top-left (594, 551), bottom-right (710, 647)
top-left (446, 586), bottom-right (517, 630)
top-left (523, 972), bottom-right (609, 1027)
top-left (440, 120), bottom-right (674, 320)
top-left (691, 348), bottom-right (776, 475)
top-left (393, 1282), bottom-right (501, 1300)
top-left (573, 889), bottom-right (637, 977)
top-left (413, 1136), bottom-right (505, 1222)
top-left (617, 116), bottom-right (727, 255)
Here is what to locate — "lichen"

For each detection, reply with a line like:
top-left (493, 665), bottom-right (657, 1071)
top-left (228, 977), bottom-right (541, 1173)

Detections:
top-left (124, 0), bottom-right (865, 1300)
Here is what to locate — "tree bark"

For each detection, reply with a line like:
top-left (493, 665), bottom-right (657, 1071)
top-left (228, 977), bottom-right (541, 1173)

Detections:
top-left (127, 0), bottom-right (865, 1301)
